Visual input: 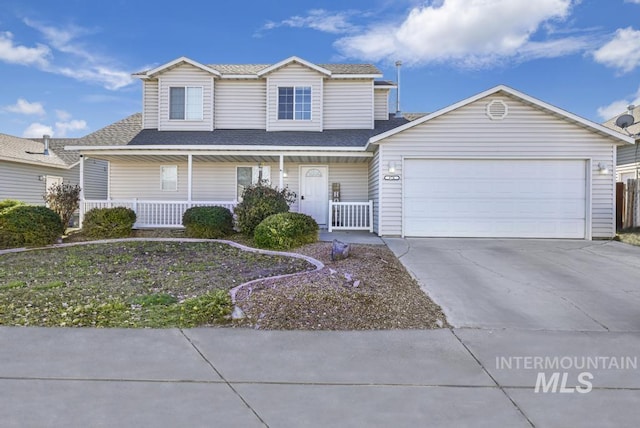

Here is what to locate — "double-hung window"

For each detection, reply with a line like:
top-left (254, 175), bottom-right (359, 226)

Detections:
top-left (161, 165), bottom-right (178, 191)
top-left (169, 87), bottom-right (203, 120)
top-left (278, 86), bottom-right (311, 120)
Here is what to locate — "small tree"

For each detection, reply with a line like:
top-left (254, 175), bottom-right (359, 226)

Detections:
top-left (44, 183), bottom-right (81, 229)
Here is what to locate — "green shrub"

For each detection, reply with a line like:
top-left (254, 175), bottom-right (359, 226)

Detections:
top-left (0, 205), bottom-right (64, 249)
top-left (83, 207), bottom-right (136, 239)
top-left (0, 199), bottom-right (25, 214)
top-left (182, 206), bottom-right (233, 239)
top-left (254, 212), bottom-right (319, 250)
top-left (235, 183), bottom-right (296, 235)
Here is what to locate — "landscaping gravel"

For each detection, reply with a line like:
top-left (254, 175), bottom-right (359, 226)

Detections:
top-left (234, 242), bottom-right (449, 330)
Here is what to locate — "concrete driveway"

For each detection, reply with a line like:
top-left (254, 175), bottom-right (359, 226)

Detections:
top-left (384, 238), bottom-right (640, 331)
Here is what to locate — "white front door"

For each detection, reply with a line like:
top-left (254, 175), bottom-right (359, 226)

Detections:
top-left (300, 166), bottom-right (328, 225)
top-left (45, 175), bottom-right (63, 192)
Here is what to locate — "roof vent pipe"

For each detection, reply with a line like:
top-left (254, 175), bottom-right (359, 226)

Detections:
top-left (43, 134), bottom-right (50, 156)
top-left (394, 60), bottom-right (402, 118)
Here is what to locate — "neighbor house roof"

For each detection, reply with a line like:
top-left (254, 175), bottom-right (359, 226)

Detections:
top-left (0, 133), bottom-right (70, 169)
top-left (602, 109), bottom-right (640, 141)
top-left (369, 85), bottom-right (636, 146)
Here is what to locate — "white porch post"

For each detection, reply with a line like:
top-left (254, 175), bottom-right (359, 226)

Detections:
top-left (79, 155), bottom-right (85, 228)
top-left (187, 154), bottom-right (193, 206)
top-left (279, 154), bottom-right (284, 189)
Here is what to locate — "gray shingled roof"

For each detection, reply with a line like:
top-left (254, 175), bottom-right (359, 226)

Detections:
top-left (128, 115), bottom-right (409, 147)
top-left (80, 113), bottom-right (143, 146)
top-left (206, 63), bottom-right (381, 75)
top-left (0, 133), bottom-right (69, 168)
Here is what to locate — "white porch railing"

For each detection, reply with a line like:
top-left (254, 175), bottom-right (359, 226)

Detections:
top-left (328, 200), bottom-right (374, 232)
top-left (82, 200), bottom-right (238, 228)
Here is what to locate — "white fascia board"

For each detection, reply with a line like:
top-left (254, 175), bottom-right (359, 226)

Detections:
top-left (220, 74), bottom-right (260, 79)
top-left (143, 56), bottom-right (222, 78)
top-left (331, 74), bottom-right (383, 79)
top-left (374, 85), bottom-right (396, 89)
top-left (0, 155), bottom-right (70, 170)
top-left (66, 145), bottom-right (370, 153)
top-left (367, 84), bottom-right (636, 146)
top-left (257, 56), bottom-right (331, 77)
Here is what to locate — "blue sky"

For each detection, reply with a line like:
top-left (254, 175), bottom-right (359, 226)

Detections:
top-left (1, 0), bottom-right (639, 138)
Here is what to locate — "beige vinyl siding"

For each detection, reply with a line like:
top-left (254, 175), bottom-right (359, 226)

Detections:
top-left (368, 149), bottom-right (380, 234)
top-left (215, 80), bottom-right (266, 129)
top-left (0, 161), bottom-right (77, 205)
top-left (377, 94), bottom-right (619, 238)
top-left (266, 63), bottom-right (323, 132)
top-left (323, 80), bottom-right (373, 129)
top-left (109, 162), bottom-right (189, 200)
top-left (327, 163), bottom-right (369, 201)
top-left (158, 64), bottom-right (213, 131)
top-left (616, 144), bottom-right (639, 166)
top-left (143, 80), bottom-right (159, 129)
top-left (374, 89), bottom-right (390, 121)
top-left (83, 158), bottom-right (108, 199)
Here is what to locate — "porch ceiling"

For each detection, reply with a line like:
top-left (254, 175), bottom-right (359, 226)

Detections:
top-left (85, 154), bottom-right (371, 164)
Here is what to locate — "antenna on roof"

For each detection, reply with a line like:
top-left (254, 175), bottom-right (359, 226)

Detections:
top-left (394, 60), bottom-right (402, 119)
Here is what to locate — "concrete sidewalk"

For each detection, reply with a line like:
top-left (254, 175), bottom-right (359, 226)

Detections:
top-left (1, 327), bottom-right (638, 427)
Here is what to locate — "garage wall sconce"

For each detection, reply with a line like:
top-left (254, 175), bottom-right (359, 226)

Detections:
top-left (597, 163), bottom-right (609, 174)
top-left (388, 161), bottom-right (396, 174)
top-left (38, 175), bottom-right (45, 181)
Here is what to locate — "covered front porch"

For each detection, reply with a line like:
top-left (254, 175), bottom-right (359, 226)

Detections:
top-left (78, 149), bottom-right (376, 232)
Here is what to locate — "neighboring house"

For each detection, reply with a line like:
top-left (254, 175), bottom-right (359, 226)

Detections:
top-left (603, 108), bottom-right (640, 182)
top-left (68, 56), bottom-right (634, 239)
top-left (0, 133), bottom-right (90, 206)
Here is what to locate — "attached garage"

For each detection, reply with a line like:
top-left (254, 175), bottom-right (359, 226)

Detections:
top-left (403, 159), bottom-right (587, 238)
top-left (370, 85), bottom-right (635, 240)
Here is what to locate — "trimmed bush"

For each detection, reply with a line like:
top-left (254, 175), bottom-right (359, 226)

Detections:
top-left (0, 205), bottom-right (64, 249)
top-left (182, 206), bottom-right (233, 239)
top-left (83, 207), bottom-right (136, 239)
top-left (235, 183), bottom-right (296, 235)
top-left (0, 199), bottom-right (25, 214)
top-left (254, 212), bottom-right (319, 250)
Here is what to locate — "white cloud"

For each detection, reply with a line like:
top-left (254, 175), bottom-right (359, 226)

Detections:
top-left (22, 122), bottom-right (54, 138)
top-left (54, 119), bottom-right (87, 137)
top-left (258, 9), bottom-right (360, 36)
top-left (593, 27), bottom-right (640, 74)
top-left (0, 31), bottom-right (50, 67)
top-left (625, 0), bottom-right (640, 3)
top-left (55, 109), bottom-right (71, 121)
top-left (597, 87), bottom-right (640, 121)
top-left (334, 0), bottom-right (588, 67)
top-left (5, 98), bottom-right (45, 115)
top-left (21, 19), bottom-right (134, 90)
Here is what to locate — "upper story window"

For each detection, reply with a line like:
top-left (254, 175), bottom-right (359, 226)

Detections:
top-left (278, 86), bottom-right (311, 120)
top-left (169, 87), bottom-right (203, 120)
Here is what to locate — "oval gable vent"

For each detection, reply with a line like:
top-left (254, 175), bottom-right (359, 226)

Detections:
top-left (486, 100), bottom-right (509, 120)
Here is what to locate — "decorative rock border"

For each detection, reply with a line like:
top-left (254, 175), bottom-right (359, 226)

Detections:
top-left (0, 238), bottom-right (325, 318)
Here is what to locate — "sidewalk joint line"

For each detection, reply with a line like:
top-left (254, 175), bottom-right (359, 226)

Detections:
top-left (179, 329), bottom-right (269, 427)
top-left (451, 329), bottom-right (536, 427)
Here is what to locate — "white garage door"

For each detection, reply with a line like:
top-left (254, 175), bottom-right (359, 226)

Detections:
top-left (404, 159), bottom-right (587, 238)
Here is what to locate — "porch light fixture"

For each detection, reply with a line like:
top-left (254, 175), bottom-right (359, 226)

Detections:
top-left (38, 175), bottom-right (45, 181)
top-left (283, 169), bottom-right (288, 178)
top-left (388, 161), bottom-right (396, 174)
top-left (598, 163), bottom-right (609, 174)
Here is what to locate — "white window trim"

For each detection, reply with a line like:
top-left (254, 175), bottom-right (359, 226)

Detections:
top-left (169, 86), bottom-right (204, 121)
top-left (160, 165), bottom-right (178, 192)
top-left (235, 165), bottom-right (271, 201)
top-left (277, 86), bottom-right (312, 121)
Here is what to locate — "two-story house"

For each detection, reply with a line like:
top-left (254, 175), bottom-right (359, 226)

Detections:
top-left (69, 56), bottom-right (633, 239)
